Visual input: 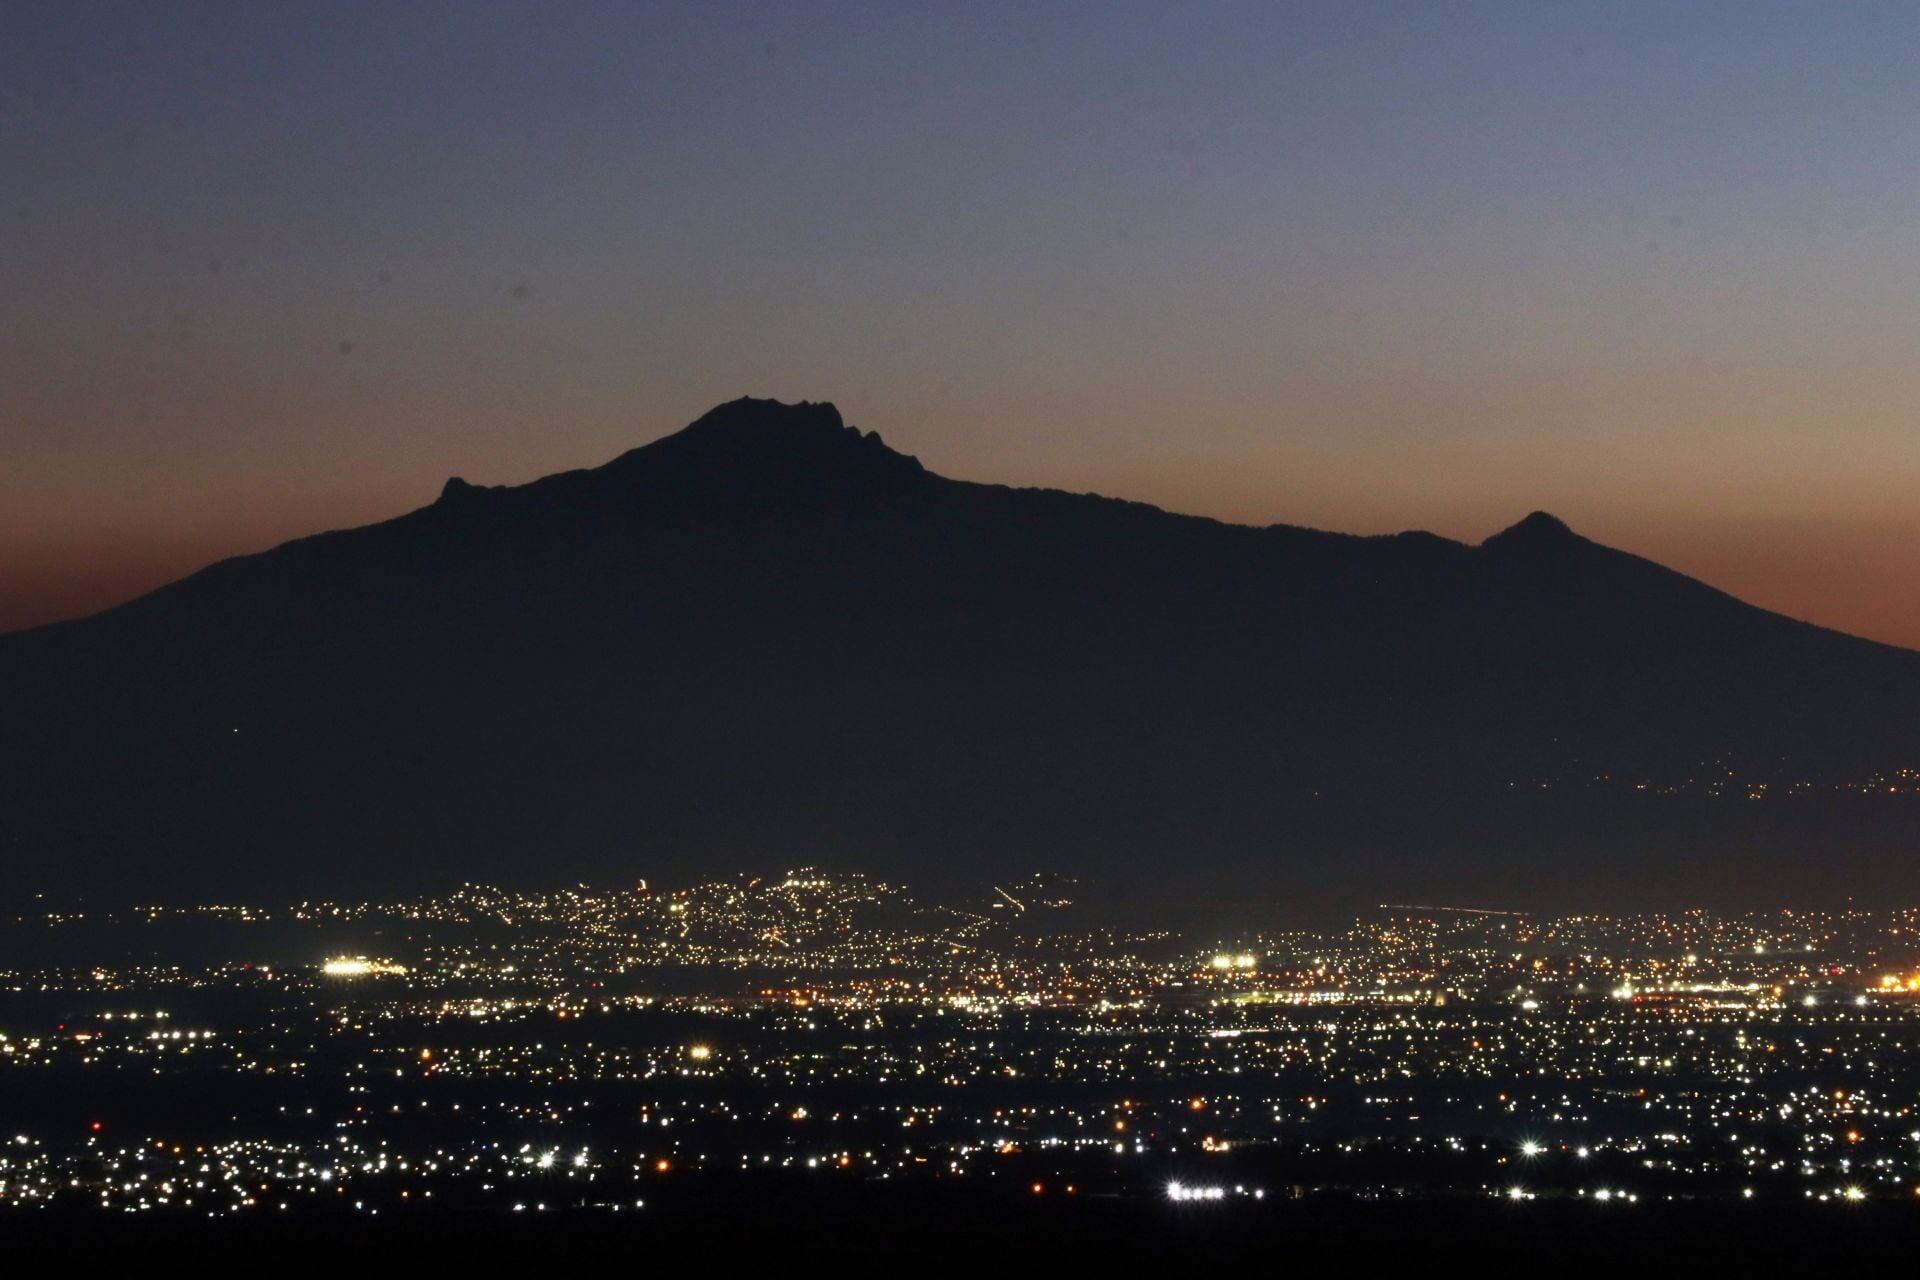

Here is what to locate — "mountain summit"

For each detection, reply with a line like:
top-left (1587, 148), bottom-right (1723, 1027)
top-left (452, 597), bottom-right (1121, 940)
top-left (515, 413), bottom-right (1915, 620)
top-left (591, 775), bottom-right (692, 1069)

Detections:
top-left (3, 398), bottom-right (1917, 913)
top-left (671, 395), bottom-right (855, 447)
top-left (1484, 510), bottom-right (1580, 547)
top-left (610, 396), bottom-right (920, 473)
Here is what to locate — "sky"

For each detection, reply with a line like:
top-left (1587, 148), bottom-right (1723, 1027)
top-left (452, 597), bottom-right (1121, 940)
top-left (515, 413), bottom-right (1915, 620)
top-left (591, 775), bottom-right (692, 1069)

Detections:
top-left (5, 1), bottom-right (1920, 645)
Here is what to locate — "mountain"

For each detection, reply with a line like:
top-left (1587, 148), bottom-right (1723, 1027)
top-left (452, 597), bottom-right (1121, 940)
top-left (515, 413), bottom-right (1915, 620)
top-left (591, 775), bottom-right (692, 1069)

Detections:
top-left (3, 398), bottom-right (1918, 918)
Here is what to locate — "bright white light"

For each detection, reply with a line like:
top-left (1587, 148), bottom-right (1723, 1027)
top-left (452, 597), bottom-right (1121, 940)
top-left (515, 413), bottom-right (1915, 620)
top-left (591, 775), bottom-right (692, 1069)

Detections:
top-left (321, 957), bottom-right (406, 977)
top-left (1167, 1181), bottom-right (1228, 1202)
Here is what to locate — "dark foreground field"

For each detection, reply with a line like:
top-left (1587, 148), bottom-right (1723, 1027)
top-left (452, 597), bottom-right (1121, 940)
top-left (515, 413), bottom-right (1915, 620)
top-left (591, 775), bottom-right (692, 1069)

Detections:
top-left (15, 1184), bottom-right (1920, 1271)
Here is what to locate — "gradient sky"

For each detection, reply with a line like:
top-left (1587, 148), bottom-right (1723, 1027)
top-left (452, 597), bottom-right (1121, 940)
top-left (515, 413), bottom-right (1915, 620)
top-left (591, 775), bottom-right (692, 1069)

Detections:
top-left (5, 1), bottom-right (1920, 644)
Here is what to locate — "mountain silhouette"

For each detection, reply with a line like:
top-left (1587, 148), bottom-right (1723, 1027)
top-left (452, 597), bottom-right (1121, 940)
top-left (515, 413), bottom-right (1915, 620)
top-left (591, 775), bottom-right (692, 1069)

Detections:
top-left (4, 397), bottom-right (1917, 917)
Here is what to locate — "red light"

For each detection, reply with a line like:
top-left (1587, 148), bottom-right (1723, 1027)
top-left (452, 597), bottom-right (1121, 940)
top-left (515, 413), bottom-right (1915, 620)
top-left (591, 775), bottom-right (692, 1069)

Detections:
top-left (90, 1122), bottom-right (103, 1132)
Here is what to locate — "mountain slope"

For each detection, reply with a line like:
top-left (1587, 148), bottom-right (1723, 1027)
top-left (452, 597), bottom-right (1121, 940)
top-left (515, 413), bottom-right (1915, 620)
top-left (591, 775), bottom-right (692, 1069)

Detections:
top-left (4, 398), bottom-right (1917, 913)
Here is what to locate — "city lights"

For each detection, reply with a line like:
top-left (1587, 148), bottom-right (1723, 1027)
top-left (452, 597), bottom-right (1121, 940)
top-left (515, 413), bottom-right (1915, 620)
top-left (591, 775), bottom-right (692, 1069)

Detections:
top-left (3, 873), bottom-right (1918, 1231)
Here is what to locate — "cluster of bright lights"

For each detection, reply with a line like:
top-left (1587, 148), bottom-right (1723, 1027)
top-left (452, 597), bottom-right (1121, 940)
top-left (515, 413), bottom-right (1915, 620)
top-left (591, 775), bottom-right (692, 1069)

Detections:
top-left (320, 957), bottom-right (407, 977)
top-left (1208, 954), bottom-right (1259, 971)
top-left (1166, 1181), bottom-right (1227, 1202)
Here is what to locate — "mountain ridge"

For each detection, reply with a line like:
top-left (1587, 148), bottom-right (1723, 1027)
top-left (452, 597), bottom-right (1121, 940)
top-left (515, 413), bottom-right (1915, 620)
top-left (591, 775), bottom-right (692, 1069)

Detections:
top-left (3, 397), bottom-right (1917, 914)
top-left (19, 396), bottom-right (1891, 656)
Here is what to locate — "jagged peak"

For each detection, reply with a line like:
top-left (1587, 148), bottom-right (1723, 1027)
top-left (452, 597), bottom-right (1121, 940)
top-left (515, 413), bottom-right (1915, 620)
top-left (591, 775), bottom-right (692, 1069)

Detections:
top-left (684, 396), bottom-right (846, 438)
top-left (609, 397), bottom-right (922, 475)
top-left (436, 475), bottom-right (487, 505)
